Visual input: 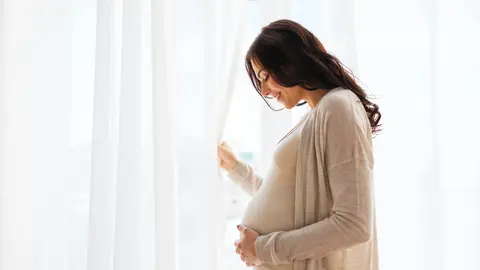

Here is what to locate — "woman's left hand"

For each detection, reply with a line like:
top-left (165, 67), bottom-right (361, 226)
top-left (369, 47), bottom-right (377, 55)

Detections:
top-left (234, 224), bottom-right (262, 267)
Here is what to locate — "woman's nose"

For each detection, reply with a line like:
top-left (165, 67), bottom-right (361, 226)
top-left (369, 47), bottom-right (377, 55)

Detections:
top-left (260, 85), bottom-right (270, 97)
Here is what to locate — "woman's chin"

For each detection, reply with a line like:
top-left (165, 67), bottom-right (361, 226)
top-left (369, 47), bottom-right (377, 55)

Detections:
top-left (278, 98), bottom-right (294, 110)
top-left (278, 98), bottom-right (289, 109)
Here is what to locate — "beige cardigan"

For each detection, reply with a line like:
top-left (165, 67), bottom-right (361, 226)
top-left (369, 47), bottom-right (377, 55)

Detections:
top-left (229, 88), bottom-right (378, 270)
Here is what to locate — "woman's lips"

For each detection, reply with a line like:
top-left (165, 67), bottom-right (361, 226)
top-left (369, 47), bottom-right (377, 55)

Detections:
top-left (275, 93), bottom-right (281, 102)
top-left (266, 91), bottom-right (281, 103)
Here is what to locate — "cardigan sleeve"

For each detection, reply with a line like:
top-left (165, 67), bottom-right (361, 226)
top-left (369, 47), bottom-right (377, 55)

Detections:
top-left (227, 161), bottom-right (264, 196)
top-left (254, 93), bottom-right (374, 265)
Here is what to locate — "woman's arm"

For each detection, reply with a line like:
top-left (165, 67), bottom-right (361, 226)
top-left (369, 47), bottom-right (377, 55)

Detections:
top-left (228, 161), bottom-right (264, 196)
top-left (218, 142), bottom-right (264, 196)
top-left (253, 93), bottom-right (374, 264)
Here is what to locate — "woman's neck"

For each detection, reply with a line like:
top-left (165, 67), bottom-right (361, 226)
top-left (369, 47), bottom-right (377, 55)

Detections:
top-left (304, 88), bottom-right (329, 108)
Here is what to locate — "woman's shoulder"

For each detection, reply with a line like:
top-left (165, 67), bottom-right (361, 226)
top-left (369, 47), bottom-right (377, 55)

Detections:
top-left (307, 88), bottom-right (371, 134)
top-left (313, 87), bottom-right (359, 117)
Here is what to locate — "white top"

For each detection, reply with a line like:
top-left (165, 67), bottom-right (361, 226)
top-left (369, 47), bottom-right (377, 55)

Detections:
top-left (241, 119), bottom-right (305, 270)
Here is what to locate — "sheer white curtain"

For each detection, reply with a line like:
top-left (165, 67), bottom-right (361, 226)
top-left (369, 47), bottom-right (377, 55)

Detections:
top-left (0, 0), bottom-right (245, 270)
top-left (88, 0), bottom-right (247, 269)
top-left (1, 0), bottom-right (74, 269)
top-left (352, 1), bottom-right (480, 269)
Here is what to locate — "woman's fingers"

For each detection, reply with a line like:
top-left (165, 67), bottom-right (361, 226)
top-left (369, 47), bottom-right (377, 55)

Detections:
top-left (216, 145), bottom-right (224, 159)
top-left (217, 143), bottom-right (238, 171)
top-left (234, 239), bottom-right (242, 255)
top-left (217, 145), bottom-right (230, 161)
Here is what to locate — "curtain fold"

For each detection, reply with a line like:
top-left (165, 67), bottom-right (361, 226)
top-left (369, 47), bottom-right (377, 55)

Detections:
top-left (151, 0), bottom-right (177, 270)
top-left (0, 0), bottom-right (5, 264)
top-left (87, 0), bottom-right (118, 269)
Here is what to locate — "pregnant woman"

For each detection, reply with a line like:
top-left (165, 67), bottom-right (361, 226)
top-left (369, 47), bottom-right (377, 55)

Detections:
top-left (217, 19), bottom-right (381, 270)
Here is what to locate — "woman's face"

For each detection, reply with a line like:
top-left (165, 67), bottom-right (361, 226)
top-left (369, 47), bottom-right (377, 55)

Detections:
top-left (250, 60), bottom-right (305, 110)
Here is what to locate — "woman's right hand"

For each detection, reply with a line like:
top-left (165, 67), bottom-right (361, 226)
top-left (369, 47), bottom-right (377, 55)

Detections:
top-left (217, 141), bottom-right (239, 172)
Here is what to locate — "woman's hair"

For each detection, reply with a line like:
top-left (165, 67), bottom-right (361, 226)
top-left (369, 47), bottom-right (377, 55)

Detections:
top-left (245, 19), bottom-right (382, 134)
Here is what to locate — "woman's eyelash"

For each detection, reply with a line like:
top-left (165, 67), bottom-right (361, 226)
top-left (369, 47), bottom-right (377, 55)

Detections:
top-left (260, 75), bottom-right (269, 84)
top-left (257, 74), bottom-right (269, 85)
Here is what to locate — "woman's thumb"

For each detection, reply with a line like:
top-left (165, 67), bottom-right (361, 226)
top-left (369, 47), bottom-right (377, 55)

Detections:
top-left (221, 141), bottom-right (230, 147)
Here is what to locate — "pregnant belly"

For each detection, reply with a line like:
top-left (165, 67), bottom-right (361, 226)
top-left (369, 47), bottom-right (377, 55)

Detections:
top-left (242, 186), bottom-right (296, 270)
top-left (241, 183), bottom-right (296, 235)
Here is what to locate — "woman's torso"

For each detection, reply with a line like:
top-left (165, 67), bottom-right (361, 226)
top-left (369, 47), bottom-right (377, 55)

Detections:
top-left (242, 118), bottom-right (307, 270)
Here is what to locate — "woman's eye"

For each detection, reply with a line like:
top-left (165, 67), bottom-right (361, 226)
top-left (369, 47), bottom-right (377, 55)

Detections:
top-left (263, 74), bottom-right (270, 83)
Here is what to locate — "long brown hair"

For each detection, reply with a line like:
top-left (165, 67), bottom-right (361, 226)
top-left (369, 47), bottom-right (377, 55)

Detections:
top-left (245, 19), bottom-right (382, 134)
